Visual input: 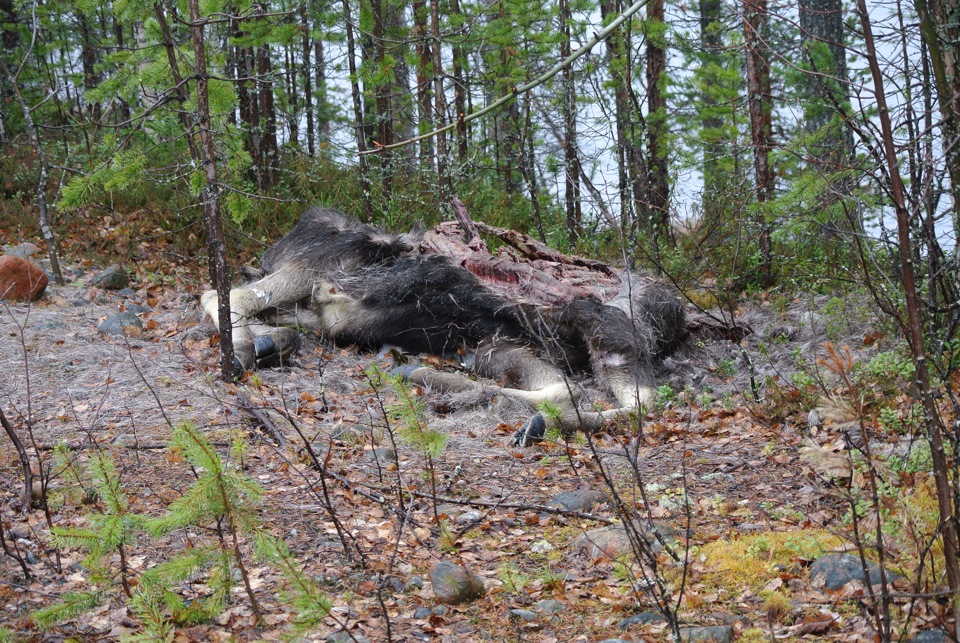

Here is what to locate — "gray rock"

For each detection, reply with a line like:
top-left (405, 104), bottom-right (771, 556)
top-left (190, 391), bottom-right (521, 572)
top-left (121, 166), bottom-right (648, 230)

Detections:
top-left (509, 609), bottom-right (537, 621)
top-left (326, 632), bottom-right (369, 643)
top-left (413, 606), bottom-right (432, 619)
top-left (3, 242), bottom-right (41, 259)
top-left (117, 287), bottom-right (137, 297)
top-left (548, 488), bottom-right (608, 512)
top-left (404, 575), bottom-right (424, 592)
top-left (455, 510), bottom-right (483, 524)
top-left (810, 553), bottom-right (901, 591)
top-left (90, 266), bottom-right (130, 290)
top-left (368, 448), bottom-right (397, 463)
top-left (533, 599), bottom-right (566, 615)
top-left (97, 312), bottom-right (143, 337)
top-left (679, 625), bottom-right (734, 643)
top-left (619, 612), bottom-right (666, 628)
top-left (575, 521), bottom-right (677, 559)
top-left (331, 425), bottom-right (370, 442)
top-left (124, 303), bottom-right (152, 315)
top-left (911, 629), bottom-right (952, 643)
top-left (429, 561), bottom-right (485, 604)
top-left (431, 605), bottom-right (448, 616)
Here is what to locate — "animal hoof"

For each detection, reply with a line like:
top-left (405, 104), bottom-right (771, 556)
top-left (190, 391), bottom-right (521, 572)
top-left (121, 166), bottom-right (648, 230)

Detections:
top-left (511, 413), bottom-right (546, 447)
top-left (253, 335), bottom-right (280, 367)
top-left (232, 357), bottom-right (248, 380)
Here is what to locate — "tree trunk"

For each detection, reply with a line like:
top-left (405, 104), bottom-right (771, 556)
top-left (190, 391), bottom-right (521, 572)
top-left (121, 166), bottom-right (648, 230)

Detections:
top-left (300, 6), bottom-right (315, 156)
top-left (413, 1), bottom-right (434, 168)
top-left (431, 0), bottom-right (450, 198)
top-left (646, 0), bottom-right (670, 256)
top-left (743, 0), bottom-right (773, 287)
top-left (0, 58), bottom-right (65, 285)
top-left (450, 0), bottom-right (469, 169)
top-left (856, 0), bottom-right (960, 633)
top-left (699, 0), bottom-right (724, 221)
top-left (341, 0), bottom-right (373, 218)
top-left (560, 0), bottom-right (582, 245)
top-left (189, 0), bottom-right (235, 380)
top-left (799, 0), bottom-right (853, 163)
top-left (257, 43), bottom-right (278, 189)
top-left (914, 0), bottom-right (960, 231)
top-left (600, 0), bottom-right (633, 239)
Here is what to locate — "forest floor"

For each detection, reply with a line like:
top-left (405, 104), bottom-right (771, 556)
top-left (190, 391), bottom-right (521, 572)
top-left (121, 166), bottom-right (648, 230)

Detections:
top-left (0, 235), bottom-right (953, 641)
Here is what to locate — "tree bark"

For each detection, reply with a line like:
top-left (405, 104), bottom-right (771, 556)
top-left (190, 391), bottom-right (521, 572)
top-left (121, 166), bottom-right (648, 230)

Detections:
top-left (341, 0), bottom-right (373, 218)
top-left (856, 0), bottom-right (960, 628)
top-left (431, 0), bottom-right (450, 198)
top-left (0, 58), bottom-right (64, 285)
top-left (560, 0), bottom-right (582, 245)
top-left (646, 0), bottom-right (671, 255)
top-left (189, 0), bottom-right (235, 380)
top-left (914, 0), bottom-right (960, 231)
top-left (743, 0), bottom-right (773, 287)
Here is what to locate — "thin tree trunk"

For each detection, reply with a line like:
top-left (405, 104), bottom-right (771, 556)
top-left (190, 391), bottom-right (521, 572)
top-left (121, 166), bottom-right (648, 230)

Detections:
top-left (413, 1), bottom-right (434, 168)
top-left (743, 0), bottom-right (773, 287)
top-left (646, 0), bottom-right (670, 255)
top-left (600, 0), bottom-right (632, 238)
top-left (914, 0), bottom-right (960, 231)
top-left (189, 0), bottom-right (235, 380)
top-left (300, 6), bottom-right (314, 156)
top-left (856, 0), bottom-right (960, 631)
top-left (699, 0), bottom-right (724, 222)
top-left (0, 58), bottom-right (64, 285)
top-left (257, 43), bottom-right (278, 188)
top-left (431, 0), bottom-right (450, 198)
top-left (560, 0), bottom-right (582, 245)
top-left (450, 0), bottom-right (469, 169)
top-left (341, 0), bottom-right (373, 218)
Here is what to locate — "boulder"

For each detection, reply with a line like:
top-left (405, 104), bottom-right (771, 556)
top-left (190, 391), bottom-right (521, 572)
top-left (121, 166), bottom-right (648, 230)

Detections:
top-left (429, 560), bottom-right (485, 604)
top-left (90, 265), bottom-right (130, 290)
top-left (810, 553), bottom-right (901, 591)
top-left (0, 255), bottom-right (48, 301)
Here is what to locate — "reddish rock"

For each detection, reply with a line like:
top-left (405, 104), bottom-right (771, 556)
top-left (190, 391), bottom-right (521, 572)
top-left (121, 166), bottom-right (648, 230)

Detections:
top-left (0, 255), bottom-right (48, 301)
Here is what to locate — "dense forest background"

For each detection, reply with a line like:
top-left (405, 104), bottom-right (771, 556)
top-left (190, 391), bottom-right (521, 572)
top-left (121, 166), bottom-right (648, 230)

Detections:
top-left (3, 0), bottom-right (960, 639)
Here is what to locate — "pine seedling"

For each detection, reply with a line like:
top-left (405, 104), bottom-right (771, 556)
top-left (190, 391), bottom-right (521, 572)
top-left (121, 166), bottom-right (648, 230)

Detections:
top-left (49, 451), bottom-right (139, 594)
top-left (31, 591), bottom-right (104, 630)
top-left (383, 369), bottom-right (448, 519)
top-left (143, 421), bottom-right (265, 621)
top-left (254, 532), bottom-right (332, 635)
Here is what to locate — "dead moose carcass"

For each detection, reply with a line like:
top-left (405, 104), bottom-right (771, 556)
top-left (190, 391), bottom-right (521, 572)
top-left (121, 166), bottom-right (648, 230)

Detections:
top-left (201, 207), bottom-right (687, 446)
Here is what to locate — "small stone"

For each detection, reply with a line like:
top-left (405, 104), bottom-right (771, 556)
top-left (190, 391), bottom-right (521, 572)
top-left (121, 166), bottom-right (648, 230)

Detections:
top-left (548, 488), bottom-right (608, 512)
top-left (810, 553), bottom-right (901, 591)
top-left (533, 599), bottom-right (565, 615)
top-left (429, 560), bottom-right (485, 605)
top-left (368, 448), bottom-right (397, 463)
top-left (600, 640), bottom-right (633, 643)
top-left (331, 425), bottom-right (370, 442)
top-left (326, 632), bottom-right (369, 643)
top-left (431, 605), bottom-right (448, 616)
top-left (403, 576), bottom-right (423, 592)
top-left (619, 612), bottom-right (666, 629)
top-left (413, 607), bottom-right (432, 619)
top-left (124, 303), bottom-right (152, 315)
top-left (97, 312), bottom-right (143, 337)
top-left (575, 521), bottom-right (677, 559)
top-left (90, 265), bottom-right (130, 290)
top-left (3, 242), bottom-right (41, 259)
top-left (911, 629), bottom-right (951, 643)
top-left (0, 256), bottom-right (48, 301)
top-left (509, 609), bottom-right (537, 621)
top-left (679, 625), bottom-right (734, 643)
top-left (117, 287), bottom-right (137, 297)
top-left (455, 510), bottom-right (482, 524)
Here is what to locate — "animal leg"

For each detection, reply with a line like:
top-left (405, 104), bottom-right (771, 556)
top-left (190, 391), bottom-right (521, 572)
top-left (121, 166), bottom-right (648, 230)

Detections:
top-left (201, 266), bottom-right (315, 371)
